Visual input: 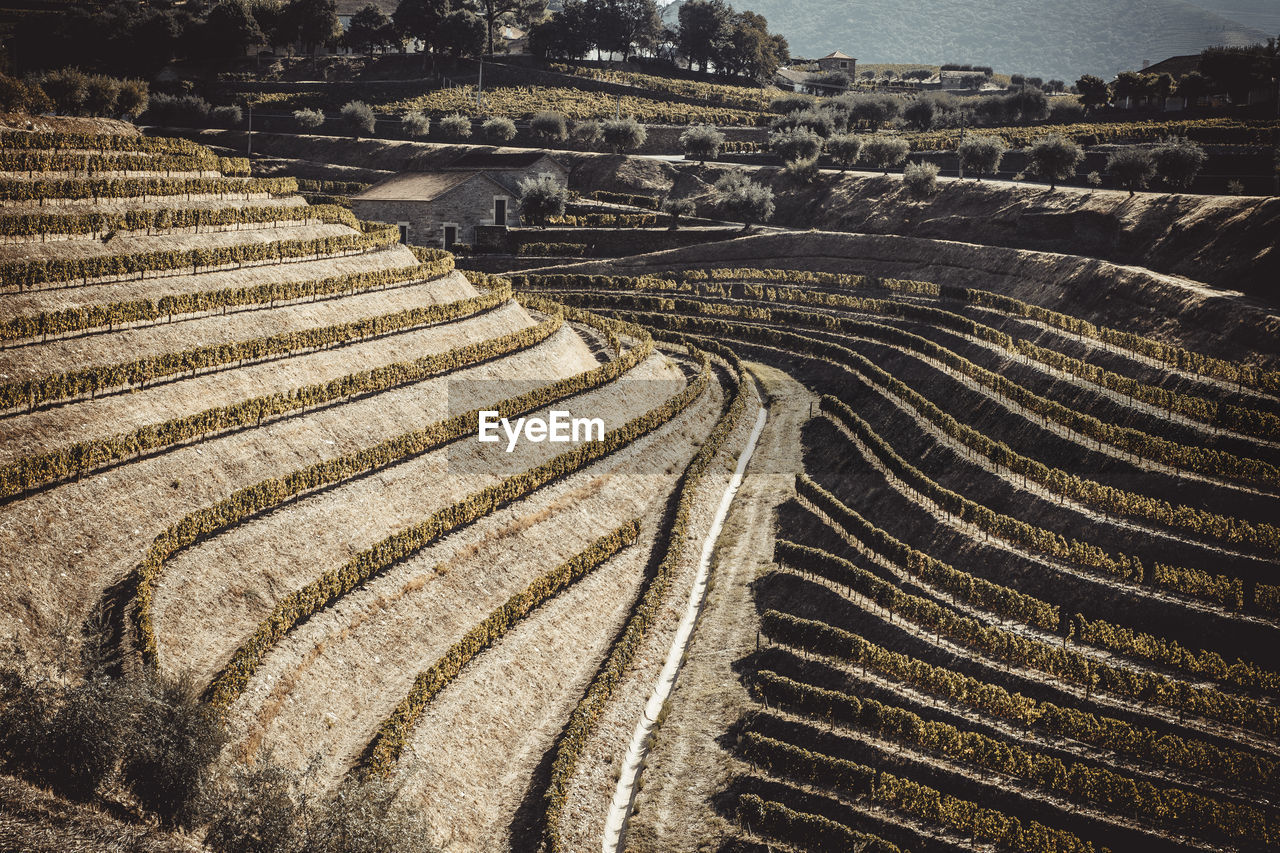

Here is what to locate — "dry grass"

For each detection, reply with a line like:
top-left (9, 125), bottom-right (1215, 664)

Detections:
top-left (0, 222), bottom-right (354, 264)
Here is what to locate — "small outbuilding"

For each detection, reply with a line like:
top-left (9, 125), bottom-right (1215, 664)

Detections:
top-left (816, 51), bottom-right (856, 75)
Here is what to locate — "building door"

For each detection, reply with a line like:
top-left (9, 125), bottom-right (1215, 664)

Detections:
top-left (494, 197), bottom-right (507, 226)
top-left (443, 224), bottom-right (458, 249)
top-left (397, 222), bottom-right (410, 244)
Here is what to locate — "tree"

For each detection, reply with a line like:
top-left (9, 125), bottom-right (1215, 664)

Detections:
top-left (518, 173), bottom-right (568, 225)
top-left (1199, 40), bottom-right (1279, 104)
top-left (340, 101), bottom-right (376, 137)
top-left (772, 107), bottom-right (833, 138)
top-left (572, 119), bottom-right (602, 148)
top-left (662, 196), bottom-right (696, 229)
top-left (304, 777), bottom-right (433, 853)
top-left (769, 126), bottom-right (821, 163)
top-left (203, 756), bottom-right (300, 853)
top-left (1113, 71), bottom-right (1154, 106)
top-left (680, 124), bottom-right (725, 163)
top-left (285, 0), bottom-right (340, 55)
top-left (1075, 74), bottom-right (1109, 112)
top-left (1106, 147), bottom-right (1157, 196)
top-left (602, 116), bottom-right (647, 153)
top-left (903, 98), bottom-right (936, 131)
top-left (531, 110), bottom-right (567, 142)
top-left (825, 134), bottom-right (863, 172)
top-left (1175, 71), bottom-right (1212, 105)
top-left (528, 1), bottom-right (593, 60)
top-left (677, 0), bottom-right (731, 73)
top-left (957, 135), bottom-right (1007, 181)
top-left (592, 0), bottom-right (662, 62)
top-left (437, 8), bottom-right (485, 57)
top-left (295, 108), bottom-right (326, 129)
top-left (402, 110), bottom-right (431, 137)
top-left (473, 0), bottom-right (540, 56)
top-left (719, 11), bottom-right (787, 81)
top-left (714, 172), bottom-right (774, 231)
top-left (0, 74), bottom-right (50, 114)
top-left (393, 0), bottom-right (451, 60)
top-left (483, 115), bottom-right (517, 141)
top-left (1026, 133), bottom-right (1084, 190)
top-left (1006, 86), bottom-right (1048, 121)
top-left (861, 135), bottom-right (910, 174)
top-left (83, 76), bottom-right (121, 117)
top-left (439, 112), bottom-right (472, 138)
top-left (1152, 137), bottom-right (1207, 191)
top-left (344, 3), bottom-right (392, 55)
top-left (840, 93), bottom-right (900, 128)
top-left (903, 161), bottom-right (940, 198)
top-left (40, 68), bottom-right (89, 115)
top-left (770, 93), bottom-right (813, 115)
top-left (116, 79), bottom-right (149, 121)
top-left (204, 0), bottom-right (266, 60)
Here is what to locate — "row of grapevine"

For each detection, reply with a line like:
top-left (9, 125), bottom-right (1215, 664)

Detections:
top-left (361, 520), bottom-right (642, 774)
top-left (0, 220), bottom-right (397, 291)
top-left (0, 150), bottom-right (250, 177)
top-left (542, 336), bottom-right (752, 853)
top-left (2, 274), bottom-right (479, 412)
top-left (131, 299), bottom-right (658, 672)
top-left (0, 245), bottom-right (450, 345)
top-left (902, 117), bottom-right (1280, 150)
top-left (817, 396), bottom-right (1263, 615)
top-left (775, 540), bottom-right (1280, 737)
top-left (548, 64), bottom-right (774, 111)
top-left (0, 202), bottom-right (357, 241)
top-left (0, 130), bottom-right (209, 156)
top-left (0, 175), bottom-right (297, 204)
top-left (735, 793), bottom-right (903, 853)
top-left (547, 213), bottom-right (662, 228)
top-left (759, 609), bottom-right (1277, 791)
top-left (748, 672), bottom-right (1271, 843)
top-left (0, 286), bottom-right (532, 499)
top-left (204, 343), bottom-right (713, 707)
top-left (738, 730), bottom-right (1102, 853)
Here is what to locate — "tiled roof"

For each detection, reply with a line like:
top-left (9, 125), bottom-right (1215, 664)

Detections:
top-left (354, 171), bottom-right (492, 202)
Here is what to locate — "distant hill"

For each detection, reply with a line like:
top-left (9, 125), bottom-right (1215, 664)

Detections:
top-left (669, 0), bottom-right (1270, 82)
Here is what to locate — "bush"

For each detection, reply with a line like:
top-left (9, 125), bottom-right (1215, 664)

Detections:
top-left (572, 119), bottom-right (602, 148)
top-left (210, 105), bottom-right (243, 128)
top-left (715, 171), bottom-right (774, 230)
top-left (770, 126), bottom-right (822, 163)
top-left (774, 107), bottom-right (834, 138)
top-left (34, 677), bottom-right (130, 800)
top-left (439, 112), bottom-right (472, 139)
top-left (840, 93), bottom-right (901, 128)
top-left (116, 79), bottom-right (149, 121)
top-left (1048, 98), bottom-right (1086, 123)
top-left (903, 160), bottom-right (940, 197)
top-left (518, 241), bottom-right (586, 256)
top-left (39, 68), bottom-right (89, 115)
top-left (770, 93), bottom-right (815, 115)
top-left (1153, 136), bottom-right (1207, 191)
top-left (903, 98), bottom-right (936, 130)
top-left (294, 108), bottom-right (326, 130)
top-left (83, 76), bottom-right (120, 117)
top-left (1226, 179), bottom-right (1244, 195)
top-left (304, 777), bottom-right (432, 853)
top-left (602, 117), bottom-right (647, 153)
top-left (861, 135), bottom-right (910, 173)
top-left (1025, 133), bottom-right (1084, 190)
top-left (148, 93), bottom-right (212, 127)
top-left (662, 196), bottom-right (696, 229)
top-left (483, 115), bottom-right (517, 142)
top-left (0, 73), bottom-right (50, 114)
top-left (203, 756), bottom-right (300, 853)
top-left (957, 134), bottom-right (1007, 181)
top-left (340, 100), bottom-right (375, 137)
top-left (517, 172), bottom-right (568, 226)
top-left (1106, 147), bottom-right (1157, 196)
top-left (825, 134), bottom-right (863, 172)
top-left (680, 124), bottom-right (724, 163)
top-left (531, 110), bottom-right (568, 142)
top-left (784, 156), bottom-right (821, 183)
top-left (401, 110), bottom-right (430, 137)
top-left (1087, 171), bottom-right (1102, 187)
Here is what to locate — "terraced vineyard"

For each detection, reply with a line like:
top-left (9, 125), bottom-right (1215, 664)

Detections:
top-left (509, 265), bottom-right (1280, 853)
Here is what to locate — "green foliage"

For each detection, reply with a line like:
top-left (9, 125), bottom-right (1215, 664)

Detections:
top-left (438, 112), bottom-right (472, 139)
top-left (679, 124), bottom-right (725, 162)
top-left (517, 173), bottom-right (569, 226)
top-left (769, 126), bottom-right (822, 163)
top-left (714, 172), bottom-right (775, 227)
top-left (824, 133), bottom-right (863, 171)
top-left (401, 109), bottom-right (431, 137)
top-left (1025, 132), bottom-right (1084, 189)
top-left (294, 108), bottom-right (326, 130)
top-left (860, 134), bottom-right (910, 173)
top-left (339, 100), bottom-right (376, 137)
top-left (1153, 136), bottom-right (1208, 190)
top-left (482, 115), bottom-right (517, 141)
top-left (602, 116), bottom-right (647, 152)
top-left (517, 241), bottom-right (586, 256)
top-left (957, 133), bottom-right (1007, 179)
top-left (1106, 145), bottom-right (1157, 195)
top-left (531, 110), bottom-right (568, 141)
top-left (902, 160), bottom-right (939, 197)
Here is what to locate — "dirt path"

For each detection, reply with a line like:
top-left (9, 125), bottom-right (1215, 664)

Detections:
top-left (624, 363), bottom-right (814, 853)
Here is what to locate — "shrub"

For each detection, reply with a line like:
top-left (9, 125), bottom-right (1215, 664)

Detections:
top-left (680, 124), bottom-right (724, 163)
top-left (203, 756), bottom-right (300, 853)
top-left (861, 135), bottom-right (910, 174)
top-left (773, 107), bottom-right (834, 138)
top-left (518, 241), bottom-right (586, 256)
top-left (903, 98), bottom-right (936, 130)
top-left (148, 93), bottom-right (212, 127)
top-left (840, 93), bottom-right (901, 128)
top-left (1106, 146), bottom-right (1157, 196)
top-left (83, 76), bottom-right (121, 117)
top-left (770, 126), bottom-right (822, 163)
top-left (770, 93), bottom-right (815, 115)
top-left (1087, 171), bottom-right (1102, 187)
top-left (483, 115), bottom-right (517, 141)
top-left (116, 79), bottom-right (149, 121)
top-left (517, 172), bottom-right (568, 226)
top-left (1048, 98), bottom-right (1086, 123)
top-left (662, 196), bottom-right (696, 229)
top-left (0, 73), bottom-right (50, 114)
top-left (304, 777), bottom-right (432, 853)
top-left (784, 156), bottom-right (821, 183)
top-left (210, 105), bottom-right (243, 128)
top-left (572, 119), bottom-right (602, 148)
top-left (1152, 136), bottom-right (1207, 191)
top-left (401, 110), bottom-right (430, 137)
top-left (294, 108), bottom-right (326, 130)
top-left (957, 134), bottom-right (1007, 181)
top-left (602, 116), bottom-right (646, 153)
top-left (715, 171), bottom-right (774, 231)
top-left (903, 160), bottom-right (940, 197)
top-left (35, 676), bottom-right (130, 800)
top-left (531, 110), bottom-right (568, 141)
top-left (1226, 179), bottom-right (1244, 195)
top-left (439, 112), bottom-right (472, 139)
top-left (825, 134), bottom-right (863, 172)
top-left (1025, 133), bottom-right (1084, 190)
top-left (39, 67), bottom-right (89, 115)
top-left (340, 100), bottom-right (375, 137)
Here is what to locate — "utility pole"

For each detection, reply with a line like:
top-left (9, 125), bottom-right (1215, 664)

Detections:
top-left (246, 99), bottom-right (253, 158)
top-left (477, 55), bottom-right (484, 111)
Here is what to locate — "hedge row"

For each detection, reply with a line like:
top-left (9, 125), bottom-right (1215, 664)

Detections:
top-left (760, 609), bottom-right (1277, 791)
top-left (518, 242), bottom-right (588, 257)
top-left (0, 131), bottom-right (207, 156)
top-left (586, 190), bottom-right (661, 210)
top-left (1, 262), bottom-right (462, 413)
top-left (818, 396), bottom-right (1258, 616)
top-left (547, 213), bottom-right (661, 228)
top-left (0, 202), bottom-right (355, 241)
top-left (0, 242), bottom-right (447, 345)
top-left (542, 336), bottom-right (751, 852)
top-left (776, 540), bottom-right (1280, 737)
top-left (361, 520), bottom-right (641, 774)
top-left (1, 218), bottom-right (394, 291)
top-left (0, 150), bottom-right (250, 177)
top-left (735, 793), bottom-right (902, 853)
top-left (0, 175), bottom-right (297, 204)
top-left (591, 308), bottom-right (1280, 558)
top-left (204, 340), bottom-right (710, 707)
top-left (0, 284), bottom-right (523, 499)
top-left (133, 297), bottom-right (658, 674)
top-left (749, 674), bottom-right (1272, 844)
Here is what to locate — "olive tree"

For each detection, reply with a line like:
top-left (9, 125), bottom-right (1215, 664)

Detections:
top-left (769, 126), bottom-right (822, 164)
top-left (602, 117), bottom-right (647, 153)
top-left (714, 172), bottom-right (774, 232)
top-left (1106, 146), bottom-right (1157, 196)
top-left (1025, 133), bottom-right (1084, 190)
top-left (339, 100), bottom-right (375, 137)
top-left (517, 173), bottom-right (568, 226)
top-left (680, 124), bottom-right (725, 163)
top-left (825, 134), bottom-right (863, 172)
top-left (482, 115), bottom-right (517, 142)
top-left (861, 135), bottom-right (910, 174)
top-left (957, 135), bottom-right (1007, 181)
top-left (531, 110), bottom-right (568, 142)
top-left (1153, 137), bottom-right (1207, 191)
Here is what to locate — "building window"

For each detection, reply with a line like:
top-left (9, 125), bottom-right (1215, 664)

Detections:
top-left (397, 222), bottom-right (410, 244)
top-left (840, 61), bottom-right (848, 68)
top-left (493, 196), bottom-right (508, 226)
